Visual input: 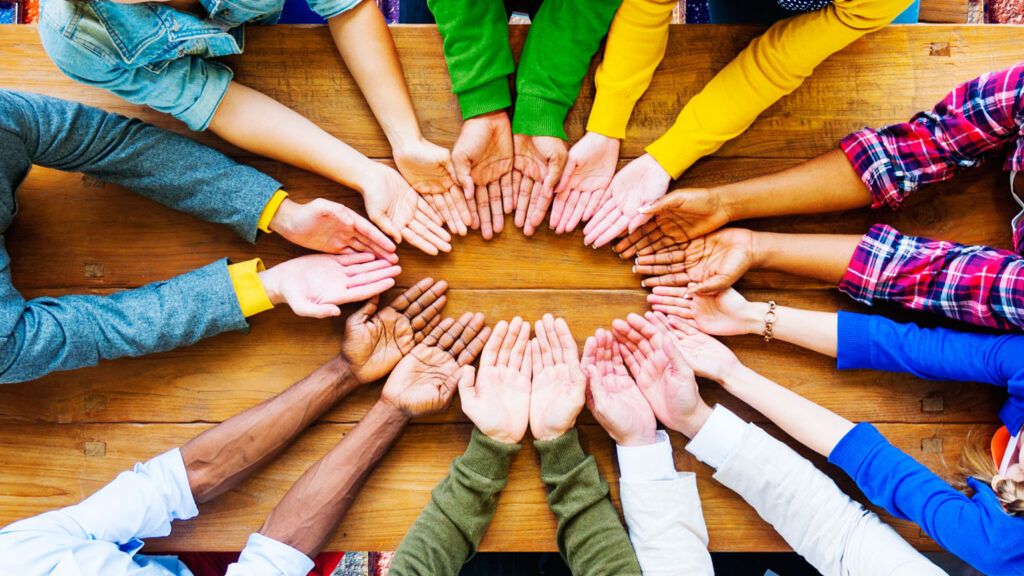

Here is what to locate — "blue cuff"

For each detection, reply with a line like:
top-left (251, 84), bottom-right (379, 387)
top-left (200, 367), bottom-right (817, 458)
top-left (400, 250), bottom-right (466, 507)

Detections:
top-left (836, 311), bottom-right (875, 371)
top-left (177, 61), bottom-right (234, 132)
top-left (310, 0), bottom-right (363, 20)
top-left (828, 422), bottom-right (887, 478)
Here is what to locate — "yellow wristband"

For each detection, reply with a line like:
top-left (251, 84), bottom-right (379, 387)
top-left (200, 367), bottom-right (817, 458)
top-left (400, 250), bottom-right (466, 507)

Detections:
top-left (257, 189), bottom-right (289, 234)
top-left (228, 258), bottom-right (274, 317)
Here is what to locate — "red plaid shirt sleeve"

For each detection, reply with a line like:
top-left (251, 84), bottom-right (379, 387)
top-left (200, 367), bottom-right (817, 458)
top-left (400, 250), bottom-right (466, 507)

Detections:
top-left (839, 224), bottom-right (1024, 331)
top-left (840, 63), bottom-right (1024, 211)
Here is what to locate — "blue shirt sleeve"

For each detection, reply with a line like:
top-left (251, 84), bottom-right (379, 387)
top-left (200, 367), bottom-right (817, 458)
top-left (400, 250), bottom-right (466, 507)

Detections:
top-left (828, 423), bottom-right (1022, 575)
top-left (837, 311), bottom-right (1024, 431)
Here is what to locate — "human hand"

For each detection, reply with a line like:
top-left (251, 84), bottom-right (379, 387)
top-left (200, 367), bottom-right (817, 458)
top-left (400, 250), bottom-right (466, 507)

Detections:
top-left (269, 198), bottom-right (398, 263)
top-left (647, 287), bottom-right (759, 336)
top-left (452, 111), bottom-right (514, 240)
top-left (550, 131), bottom-right (620, 235)
top-left (512, 134), bottom-right (568, 236)
top-left (259, 253), bottom-right (401, 318)
top-left (381, 312), bottom-right (490, 417)
top-left (393, 138), bottom-right (472, 237)
top-left (583, 154), bottom-right (671, 248)
top-left (529, 314), bottom-right (585, 441)
top-left (645, 311), bottom-right (742, 383)
top-left (360, 163), bottom-right (453, 255)
top-left (582, 329), bottom-right (657, 446)
top-left (611, 187), bottom-right (728, 259)
top-left (342, 277), bottom-right (449, 384)
top-left (633, 228), bottom-right (756, 292)
top-left (461, 317), bottom-right (533, 444)
top-left (611, 314), bottom-right (711, 437)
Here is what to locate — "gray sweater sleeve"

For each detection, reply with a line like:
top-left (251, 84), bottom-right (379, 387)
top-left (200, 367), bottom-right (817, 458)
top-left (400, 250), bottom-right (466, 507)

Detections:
top-left (0, 90), bottom-right (280, 243)
top-left (687, 405), bottom-right (947, 576)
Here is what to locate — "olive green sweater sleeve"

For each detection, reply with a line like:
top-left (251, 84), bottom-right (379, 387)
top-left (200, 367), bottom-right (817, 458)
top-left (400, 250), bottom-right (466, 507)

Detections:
top-left (535, 429), bottom-right (642, 576)
top-left (426, 0), bottom-right (514, 119)
top-left (513, 0), bottom-right (623, 139)
top-left (390, 428), bottom-right (521, 576)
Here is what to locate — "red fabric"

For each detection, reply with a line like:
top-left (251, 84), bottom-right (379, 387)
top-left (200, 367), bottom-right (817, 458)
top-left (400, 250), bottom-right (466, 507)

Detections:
top-left (176, 552), bottom-right (345, 576)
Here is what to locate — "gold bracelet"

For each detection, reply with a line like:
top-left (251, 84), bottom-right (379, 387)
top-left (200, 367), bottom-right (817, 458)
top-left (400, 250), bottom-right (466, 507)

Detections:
top-left (763, 301), bottom-right (777, 343)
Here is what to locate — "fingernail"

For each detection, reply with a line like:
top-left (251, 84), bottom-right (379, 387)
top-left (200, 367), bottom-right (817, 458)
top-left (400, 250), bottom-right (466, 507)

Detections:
top-left (634, 257), bottom-right (639, 265)
top-left (641, 280), bottom-right (646, 288)
top-left (631, 266), bottom-right (637, 273)
top-left (592, 244), bottom-right (598, 250)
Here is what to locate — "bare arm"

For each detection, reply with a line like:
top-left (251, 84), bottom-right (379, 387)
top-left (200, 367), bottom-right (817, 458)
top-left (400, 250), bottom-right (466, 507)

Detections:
top-left (754, 231), bottom-right (861, 285)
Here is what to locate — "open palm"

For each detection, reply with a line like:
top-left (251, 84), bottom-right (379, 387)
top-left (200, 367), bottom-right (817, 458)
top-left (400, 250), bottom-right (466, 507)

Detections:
top-left (462, 317), bottom-right (533, 444)
top-left (634, 228), bottom-right (755, 292)
top-left (582, 329), bottom-right (656, 446)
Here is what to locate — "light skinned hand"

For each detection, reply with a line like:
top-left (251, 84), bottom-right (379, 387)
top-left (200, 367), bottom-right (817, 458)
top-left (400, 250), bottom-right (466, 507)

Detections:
top-left (633, 228), bottom-right (756, 292)
top-left (529, 314), bottom-right (586, 441)
top-left (610, 315), bottom-right (711, 438)
top-left (644, 311), bottom-right (742, 383)
top-left (551, 131), bottom-right (620, 235)
top-left (611, 187), bottom-right (729, 259)
top-left (583, 153), bottom-right (672, 248)
top-left (512, 134), bottom-right (568, 237)
top-left (582, 329), bottom-right (657, 446)
top-left (452, 111), bottom-right (514, 240)
top-left (258, 253), bottom-right (401, 318)
top-left (461, 317), bottom-right (533, 444)
top-left (382, 312), bottom-right (490, 417)
top-left (269, 198), bottom-right (398, 263)
top-left (393, 138), bottom-right (472, 236)
top-left (361, 163), bottom-right (453, 255)
top-left (647, 287), bottom-right (760, 336)
top-left (341, 277), bottom-right (449, 384)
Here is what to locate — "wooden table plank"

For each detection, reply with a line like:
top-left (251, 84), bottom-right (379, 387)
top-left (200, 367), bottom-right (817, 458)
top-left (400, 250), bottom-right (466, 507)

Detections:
top-left (0, 288), bottom-right (1002, 426)
top-left (0, 421), bottom-right (987, 553)
top-left (6, 161), bottom-right (1016, 292)
top-left (1, 26), bottom-right (1021, 160)
top-left (920, 0), bottom-right (970, 22)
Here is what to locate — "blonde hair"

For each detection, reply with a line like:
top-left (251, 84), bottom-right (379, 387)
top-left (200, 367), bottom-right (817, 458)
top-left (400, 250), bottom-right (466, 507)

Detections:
top-left (958, 429), bottom-right (1024, 516)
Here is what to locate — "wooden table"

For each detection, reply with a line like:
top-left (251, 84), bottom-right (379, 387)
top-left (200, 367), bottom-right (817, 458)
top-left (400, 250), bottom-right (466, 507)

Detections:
top-left (0, 23), bottom-right (1021, 554)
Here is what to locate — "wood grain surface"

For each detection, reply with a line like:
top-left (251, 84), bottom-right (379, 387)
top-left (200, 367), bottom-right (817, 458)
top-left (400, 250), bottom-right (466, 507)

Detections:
top-left (0, 23), bottom-right (1019, 553)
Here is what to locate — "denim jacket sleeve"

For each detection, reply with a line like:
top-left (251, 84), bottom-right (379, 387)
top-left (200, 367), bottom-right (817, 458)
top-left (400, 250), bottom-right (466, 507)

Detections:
top-left (0, 90), bottom-right (280, 243)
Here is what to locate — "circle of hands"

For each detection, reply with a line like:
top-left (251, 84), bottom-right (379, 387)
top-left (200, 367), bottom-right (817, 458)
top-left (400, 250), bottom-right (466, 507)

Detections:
top-left (264, 112), bottom-right (768, 440)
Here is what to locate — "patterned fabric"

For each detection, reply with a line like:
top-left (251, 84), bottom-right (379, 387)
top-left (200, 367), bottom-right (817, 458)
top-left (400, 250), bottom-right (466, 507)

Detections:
top-left (839, 223), bottom-right (1024, 331)
top-left (776, 0), bottom-right (832, 11)
top-left (840, 63), bottom-right (1024, 251)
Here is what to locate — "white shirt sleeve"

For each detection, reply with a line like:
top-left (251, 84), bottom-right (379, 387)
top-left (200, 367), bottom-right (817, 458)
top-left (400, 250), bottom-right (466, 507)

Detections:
top-left (687, 405), bottom-right (947, 576)
top-left (225, 533), bottom-right (314, 576)
top-left (617, 431), bottom-right (715, 576)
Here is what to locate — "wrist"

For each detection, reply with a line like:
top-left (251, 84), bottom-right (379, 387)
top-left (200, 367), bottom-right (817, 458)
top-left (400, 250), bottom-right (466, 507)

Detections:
top-left (744, 301), bottom-right (770, 336)
top-left (256, 267), bottom-right (284, 305)
top-left (350, 160), bottom-right (386, 197)
top-left (534, 426), bottom-right (570, 442)
top-left (376, 395), bottom-right (414, 423)
top-left (675, 401), bottom-right (714, 439)
top-left (615, 428), bottom-right (659, 447)
top-left (389, 132), bottom-right (427, 158)
top-left (482, 429), bottom-right (524, 445)
top-left (750, 231), bottom-right (772, 269)
top-left (268, 198), bottom-right (299, 236)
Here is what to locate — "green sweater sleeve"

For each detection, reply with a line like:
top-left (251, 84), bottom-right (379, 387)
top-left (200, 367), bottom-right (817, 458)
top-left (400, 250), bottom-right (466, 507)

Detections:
top-left (426, 0), bottom-right (514, 119)
top-left (535, 429), bottom-right (642, 576)
top-left (512, 0), bottom-right (623, 139)
top-left (390, 428), bottom-right (521, 576)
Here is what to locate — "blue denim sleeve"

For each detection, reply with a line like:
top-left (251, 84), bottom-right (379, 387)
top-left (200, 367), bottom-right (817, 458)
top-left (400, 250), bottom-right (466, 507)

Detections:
top-left (0, 90), bottom-right (280, 242)
top-left (0, 245), bottom-right (247, 384)
top-left (37, 6), bottom-right (234, 132)
top-left (306, 0), bottom-right (363, 20)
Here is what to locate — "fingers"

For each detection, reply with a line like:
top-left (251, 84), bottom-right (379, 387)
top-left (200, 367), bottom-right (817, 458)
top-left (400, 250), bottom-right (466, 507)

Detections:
top-left (514, 175), bottom-right (533, 229)
top-left (560, 189), bottom-right (587, 234)
top-left (613, 221), bottom-right (661, 259)
top-left (480, 319), bottom-right (508, 368)
top-left (350, 213), bottom-right (399, 263)
top-left (585, 364), bottom-right (607, 410)
top-left (458, 323), bottom-right (490, 366)
top-left (294, 301), bottom-right (342, 319)
top-left (439, 312), bottom-right (484, 356)
top-left (642, 272), bottom-right (696, 289)
top-left (634, 261), bottom-right (688, 278)
top-left (390, 277), bottom-right (434, 312)
top-left (661, 336), bottom-right (690, 373)
top-left (529, 339), bottom-right (543, 377)
top-left (475, 181), bottom-right (494, 240)
top-left (525, 181), bottom-right (555, 237)
top-left (457, 365), bottom-right (478, 399)
top-left (429, 194), bottom-right (457, 237)
top-left (334, 251), bottom-right (378, 266)
top-left (404, 215), bottom-right (453, 255)
top-left (592, 212), bottom-right (631, 249)
top-left (535, 314), bottom-right (558, 365)
top-left (636, 235), bottom-right (684, 257)
top-left (549, 188), bottom-right (570, 232)
top-left (449, 186), bottom-right (473, 234)
top-left (487, 181), bottom-right (504, 235)
top-left (422, 316), bottom-right (455, 347)
top-left (500, 172), bottom-right (515, 215)
top-left (552, 316), bottom-right (579, 366)
top-left (582, 187), bottom-right (608, 223)
top-left (636, 248), bottom-right (687, 267)
top-left (345, 262), bottom-right (403, 288)
top-left (453, 153), bottom-right (475, 201)
top-left (583, 195), bottom-right (617, 240)
top-left (415, 314), bottom-right (443, 343)
top-left (581, 334), bottom-right (597, 369)
top-left (343, 257), bottom-right (393, 277)
top-left (341, 278), bottom-right (397, 303)
top-left (626, 211), bottom-right (652, 235)
top-left (407, 282), bottom-right (449, 332)
top-left (508, 318), bottom-right (532, 375)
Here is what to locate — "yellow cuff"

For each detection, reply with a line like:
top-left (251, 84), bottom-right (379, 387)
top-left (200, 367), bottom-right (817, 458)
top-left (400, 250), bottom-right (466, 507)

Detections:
top-left (228, 258), bottom-right (275, 318)
top-left (257, 189), bottom-right (289, 234)
top-left (586, 90), bottom-right (634, 140)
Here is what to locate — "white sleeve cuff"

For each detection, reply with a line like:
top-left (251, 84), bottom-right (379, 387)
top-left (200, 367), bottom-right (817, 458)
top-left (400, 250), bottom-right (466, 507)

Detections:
top-left (225, 533), bottom-right (315, 576)
top-left (684, 405), bottom-right (748, 470)
top-left (617, 430), bottom-right (678, 482)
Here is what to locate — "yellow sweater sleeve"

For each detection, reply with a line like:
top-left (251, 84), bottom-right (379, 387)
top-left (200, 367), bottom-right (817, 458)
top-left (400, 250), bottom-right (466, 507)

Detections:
top-left (586, 0), bottom-right (678, 139)
top-left (228, 258), bottom-right (275, 318)
top-left (257, 189), bottom-right (289, 234)
top-left (645, 0), bottom-right (912, 178)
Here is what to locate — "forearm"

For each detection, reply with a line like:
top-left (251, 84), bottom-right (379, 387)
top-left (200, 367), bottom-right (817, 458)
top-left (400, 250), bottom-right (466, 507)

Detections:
top-left (208, 82), bottom-right (376, 193)
top-left (537, 430), bottom-right (642, 576)
top-left (753, 231), bottom-right (860, 285)
top-left (513, 0), bottom-right (622, 139)
top-left (719, 365), bottom-right (854, 458)
top-left (328, 3), bottom-right (423, 151)
top-left (390, 429), bottom-right (520, 575)
top-left (586, 0), bottom-right (676, 139)
top-left (719, 149), bottom-right (871, 224)
top-left (259, 399), bottom-right (408, 556)
top-left (182, 355), bottom-right (362, 503)
top-left (736, 300), bottom-right (839, 358)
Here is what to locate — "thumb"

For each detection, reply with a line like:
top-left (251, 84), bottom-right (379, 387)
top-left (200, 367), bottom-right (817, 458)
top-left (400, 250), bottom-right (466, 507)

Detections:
top-left (455, 366), bottom-right (477, 404)
top-left (349, 295), bottom-right (380, 325)
top-left (373, 212), bottom-right (404, 244)
top-left (693, 273), bottom-right (735, 295)
top-left (554, 158), bottom-right (576, 195)
top-left (453, 154), bottom-right (476, 200)
top-left (586, 365), bottom-right (607, 408)
top-left (661, 337), bottom-right (688, 371)
top-left (294, 301), bottom-right (342, 319)
top-left (638, 192), bottom-right (675, 215)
